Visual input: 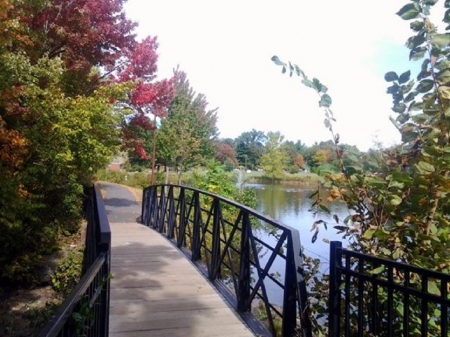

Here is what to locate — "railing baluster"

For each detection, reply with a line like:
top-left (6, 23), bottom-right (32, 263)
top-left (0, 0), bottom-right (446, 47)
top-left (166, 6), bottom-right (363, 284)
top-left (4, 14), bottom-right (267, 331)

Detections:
top-left (282, 233), bottom-right (298, 337)
top-left (238, 211), bottom-right (251, 312)
top-left (329, 241), bottom-right (342, 337)
top-left (344, 254), bottom-right (351, 337)
top-left (357, 257), bottom-right (364, 337)
top-left (191, 191), bottom-right (201, 261)
top-left (177, 188), bottom-right (187, 248)
top-left (421, 275), bottom-right (428, 336)
top-left (441, 278), bottom-right (448, 337)
top-left (210, 198), bottom-right (221, 280)
top-left (404, 271), bottom-right (410, 337)
top-left (167, 186), bottom-right (176, 239)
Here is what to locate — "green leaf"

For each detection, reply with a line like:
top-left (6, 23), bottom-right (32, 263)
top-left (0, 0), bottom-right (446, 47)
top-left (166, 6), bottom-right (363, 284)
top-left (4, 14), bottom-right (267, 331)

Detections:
top-left (312, 78), bottom-right (322, 92)
top-left (319, 204), bottom-right (330, 214)
top-left (410, 46), bottom-right (426, 60)
top-left (411, 113), bottom-right (428, 123)
top-left (437, 69), bottom-right (450, 83)
top-left (399, 70), bottom-right (411, 84)
top-left (271, 55), bottom-right (285, 66)
top-left (294, 65), bottom-right (305, 78)
top-left (428, 281), bottom-right (441, 296)
top-left (319, 94), bottom-right (332, 108)
top-left (401, 80), bottom-right (415, 94)
top-left (421, 59), bottom-right (430, 72)
top-left (384, 71), bottom-right (398, 82)
top-left (409, 101), bottom-right (424, 111)
top-left (397, 3), bottom-right (421, 20)
top-left (415, 161), bottom-right (435, 174)
top-left (417, 79), bottom-right (434, 93)
top-left (410, 20), bottom-right (424, 31)
top-left (389, 171), bottom-right (412, 183)
top-left (369, 265), bottom-right (385, 275)
top-left (438, 86), bottom-right (450, 99)
top-left (392, 103), bottom-right (406, 113)
top-left (302, 79), bottom-right (314, 88)
top-left (407, 34), bottom-right (426, 50)
top-left (388, 195), bottom-right (403, 206)
top-left (431, 33), bottom-right (450, 48)
top-left (362, 228), bottom-right (376, 240)
top-left (393, 248), bottom-right (402, 260)
top-left (404, 91), bottom-right (416, 103)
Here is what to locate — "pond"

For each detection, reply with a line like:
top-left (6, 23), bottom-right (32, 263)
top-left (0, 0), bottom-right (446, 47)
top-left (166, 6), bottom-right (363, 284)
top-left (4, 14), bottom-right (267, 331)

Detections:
top-left (244, 182), bottom-right (350, 305)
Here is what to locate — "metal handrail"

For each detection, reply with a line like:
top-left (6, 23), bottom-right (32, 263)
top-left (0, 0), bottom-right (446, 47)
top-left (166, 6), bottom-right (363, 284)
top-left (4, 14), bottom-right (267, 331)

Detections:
top-left (142, 184), bottom-right (312, 337)
top-left (38, 184), bottom-right (111, 337)
top-left (329, 241), bottom-right (450, 337)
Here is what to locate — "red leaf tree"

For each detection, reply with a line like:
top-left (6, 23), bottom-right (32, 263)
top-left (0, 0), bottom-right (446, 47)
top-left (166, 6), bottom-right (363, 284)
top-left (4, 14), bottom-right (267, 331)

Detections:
top-left (116, 37), bottom-right (176, 178)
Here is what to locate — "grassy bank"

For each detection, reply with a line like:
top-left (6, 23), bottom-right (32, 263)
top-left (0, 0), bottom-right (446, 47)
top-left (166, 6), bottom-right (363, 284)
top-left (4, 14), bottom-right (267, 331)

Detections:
top-left (96, 169), bottom-right (320, 190)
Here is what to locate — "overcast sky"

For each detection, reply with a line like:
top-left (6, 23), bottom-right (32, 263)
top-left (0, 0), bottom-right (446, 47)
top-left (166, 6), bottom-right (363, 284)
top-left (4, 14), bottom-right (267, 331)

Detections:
top-left (124, 0), bottom-right (430, 151)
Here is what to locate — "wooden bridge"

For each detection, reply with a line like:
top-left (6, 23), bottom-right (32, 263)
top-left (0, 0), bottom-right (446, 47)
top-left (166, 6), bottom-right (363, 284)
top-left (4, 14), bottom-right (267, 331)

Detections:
top-left (103, 182), bottom-right (254, 336)
top-left (37, 182), bottom-right (450, 337)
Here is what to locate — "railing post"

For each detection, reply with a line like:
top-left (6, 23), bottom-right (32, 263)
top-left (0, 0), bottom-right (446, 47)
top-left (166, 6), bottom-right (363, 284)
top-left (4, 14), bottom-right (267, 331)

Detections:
top-left (167, 186), bottom-right (175, 239)
top-left (282, 234), bottom-right (297, 337)
top-left (141, 187), bottom-right (148, 224)
top-left (329, 241), bottom-right (343, 337)
top-left (237, 212), bottom-right (251, 312)
top-left (191, 191), bottom-right (201, 261)
top-left (281, 230), bottom-right (312, 337)
top-left (157, 186), bottom-right (166, 233)
top-left (210, 198), bottom-right (221, 280)
top-left (177, 187), bottom-right (187, 248)
top-left (147, 187), bottom-right (157, 228)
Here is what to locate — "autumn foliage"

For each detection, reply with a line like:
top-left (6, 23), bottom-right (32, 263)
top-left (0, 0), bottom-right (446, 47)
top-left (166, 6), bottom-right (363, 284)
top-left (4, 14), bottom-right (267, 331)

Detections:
top-left (0, 0), bottom-right (174, 284)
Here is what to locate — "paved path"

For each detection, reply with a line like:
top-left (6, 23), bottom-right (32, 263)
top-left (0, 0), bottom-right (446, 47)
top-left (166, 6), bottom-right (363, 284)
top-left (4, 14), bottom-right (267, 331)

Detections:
top-left (99, 182), bottom-right (254, 337)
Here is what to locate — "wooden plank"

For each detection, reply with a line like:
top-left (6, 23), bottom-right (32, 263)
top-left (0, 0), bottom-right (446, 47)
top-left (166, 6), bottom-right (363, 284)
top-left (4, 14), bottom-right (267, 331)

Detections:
top-left (109, 324), bottom-right (252, 337)
top-left (109, 221), bottom-right (254, 336)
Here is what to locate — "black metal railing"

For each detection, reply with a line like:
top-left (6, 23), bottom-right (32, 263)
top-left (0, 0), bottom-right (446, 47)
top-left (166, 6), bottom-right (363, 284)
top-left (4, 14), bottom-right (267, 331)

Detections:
top-left (142, 184), bottom-right (312, 337)
top-left (329, 241), bottom-right (450, 337)
top-left (38, 184), bottom-right (111, 337)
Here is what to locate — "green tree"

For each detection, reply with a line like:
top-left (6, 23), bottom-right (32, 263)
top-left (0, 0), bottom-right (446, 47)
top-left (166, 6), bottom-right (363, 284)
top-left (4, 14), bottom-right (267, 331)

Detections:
top-left (281, 139), bottom-right (306, 172)
top-left (235, 129), bottom-right (267, 169)
top-left (156, 70), bottom-right (218, 182)
top-left (260, 131), bottom-right (289, 180)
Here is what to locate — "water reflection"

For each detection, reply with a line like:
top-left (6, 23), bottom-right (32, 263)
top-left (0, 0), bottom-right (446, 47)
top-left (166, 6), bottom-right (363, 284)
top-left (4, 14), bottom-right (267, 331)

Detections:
top-left (247, 182), bottom-right (349, 305)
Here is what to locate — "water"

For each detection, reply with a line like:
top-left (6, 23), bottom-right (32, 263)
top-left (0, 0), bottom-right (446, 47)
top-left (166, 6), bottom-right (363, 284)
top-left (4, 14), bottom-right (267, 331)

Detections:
top-left (245, 182), bottom-right (349, 305)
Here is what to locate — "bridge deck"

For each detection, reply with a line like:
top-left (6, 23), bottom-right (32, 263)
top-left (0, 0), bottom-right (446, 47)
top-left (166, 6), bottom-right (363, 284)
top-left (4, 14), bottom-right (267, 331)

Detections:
top-left (101, 182), bottom-right (254, 337)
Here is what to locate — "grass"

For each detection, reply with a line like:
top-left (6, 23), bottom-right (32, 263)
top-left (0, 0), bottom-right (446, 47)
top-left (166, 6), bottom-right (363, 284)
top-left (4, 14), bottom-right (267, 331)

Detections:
top-left (96, 168), bottom-right (320, 191)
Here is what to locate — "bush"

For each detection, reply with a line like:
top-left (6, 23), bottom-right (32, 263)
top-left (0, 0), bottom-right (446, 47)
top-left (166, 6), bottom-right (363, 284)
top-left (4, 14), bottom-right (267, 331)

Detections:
top-left (50, 247), bottom-right (84, 297)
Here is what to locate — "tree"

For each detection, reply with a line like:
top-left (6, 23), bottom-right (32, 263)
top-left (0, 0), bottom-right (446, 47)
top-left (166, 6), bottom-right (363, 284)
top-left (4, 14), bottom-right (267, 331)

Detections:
top-left (214, 140), bottom-right (239, 169)
top-left (235, 129), bottom-right (267, 169)
top-left (14, 0), bottom-right (137, 96)
top-left (281, 140), bottom-right (305, 172)
top-left (117, 37), bottom-right (176, 183)
top-left (294, 154), bottom-right (306, 170)
top-left (273, 1), bottom-right (450, 334)
top-left (0, 0), bottom-right (170, 284)
top-left (156, 70), bottom-right (218, 182)
top-left (260, 131), bottom-right (289, 181)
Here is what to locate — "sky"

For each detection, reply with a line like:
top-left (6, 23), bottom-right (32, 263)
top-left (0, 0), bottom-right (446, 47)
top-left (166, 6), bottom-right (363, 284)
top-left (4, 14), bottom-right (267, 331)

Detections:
top-left (124, 0), bottom-right (433, 151)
